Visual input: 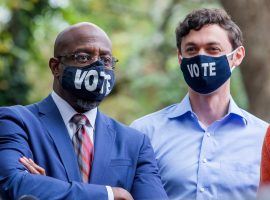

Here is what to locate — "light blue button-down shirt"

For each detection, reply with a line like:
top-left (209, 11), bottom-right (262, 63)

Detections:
top-left (131, 95), bottom-right (268, 200)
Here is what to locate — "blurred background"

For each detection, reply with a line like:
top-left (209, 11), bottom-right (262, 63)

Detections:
top-left (0, 0), bottom-right (269, 124)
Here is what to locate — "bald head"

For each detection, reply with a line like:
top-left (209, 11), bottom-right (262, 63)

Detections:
top-left (54, 22), bottom-right (112, 57)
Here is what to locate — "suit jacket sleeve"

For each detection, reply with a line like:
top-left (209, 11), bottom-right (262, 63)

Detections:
top-left (130, 134), bottom-right (168, 200)
top-left (0, 107), bottom-right (108, 200)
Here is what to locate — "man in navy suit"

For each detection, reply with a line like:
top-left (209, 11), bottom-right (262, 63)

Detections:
top-left (0, 22), bottom-right (167, 200)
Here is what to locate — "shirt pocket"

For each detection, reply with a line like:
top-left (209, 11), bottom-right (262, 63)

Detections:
top-left (218, 161), bottom-right (259, 199)
top-left (107, 159), bottom-right (133, 190)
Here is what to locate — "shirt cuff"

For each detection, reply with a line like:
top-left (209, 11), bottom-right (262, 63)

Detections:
top-left (106, 186), bottom-right (114, 200)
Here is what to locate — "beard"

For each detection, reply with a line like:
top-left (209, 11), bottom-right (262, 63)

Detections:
top-left (56, 76), bottom-right (102, 112)
top-left (76, 98), bottom-right (101, 112)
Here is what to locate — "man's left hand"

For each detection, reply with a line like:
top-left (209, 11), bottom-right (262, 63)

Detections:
top-left (19, 156), bottom-right (46, 175)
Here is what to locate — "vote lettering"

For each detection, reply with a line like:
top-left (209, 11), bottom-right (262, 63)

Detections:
top-left (74, 69), bottom-right (112, 94)
top-left (187, 62), bottom-right (216, 77)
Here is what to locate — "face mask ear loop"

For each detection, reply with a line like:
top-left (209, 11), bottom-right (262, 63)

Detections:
top-left (227, 48), bottom-right (238, 60)
top-left (227, 46), bottom-right (243, 73)
top-left (230, 66), bottom-right (236, 72)
top-left (227, 45), bottom-right (244, 59)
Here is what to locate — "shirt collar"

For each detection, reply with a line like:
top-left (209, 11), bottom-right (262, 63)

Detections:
top-left (227, 96), bottom-right (248, 125)
top-left (168, 94), bottom-right (192, 118)
top-left (168, 93), bottom-right (247, 125)
top-left (51, 91), bottom-right (97, 127)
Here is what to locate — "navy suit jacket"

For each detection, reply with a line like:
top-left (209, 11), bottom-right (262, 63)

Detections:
top-left (0, 95), bottom-right (167, 200)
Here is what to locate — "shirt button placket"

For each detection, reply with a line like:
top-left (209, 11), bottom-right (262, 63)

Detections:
top-left (196, 129), bottom-right (212, 200)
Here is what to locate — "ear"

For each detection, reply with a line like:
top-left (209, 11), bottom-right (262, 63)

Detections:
top-left (49, 57), bottom-right (61, 77)
top-left (177, 49), bottom-right (183, 65)
top-left (232, 46), bottom-right (245, 67)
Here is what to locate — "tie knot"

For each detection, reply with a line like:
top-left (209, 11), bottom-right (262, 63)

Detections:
top-left (71, 114), bottom-right (90, 126)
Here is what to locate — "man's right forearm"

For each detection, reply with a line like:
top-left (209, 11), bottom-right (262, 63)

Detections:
top-left (1, 171), bottom-right (108, 200)
top-left (18, 156), bottom-right (133, 200)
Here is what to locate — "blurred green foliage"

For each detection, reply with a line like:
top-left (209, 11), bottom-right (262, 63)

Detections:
top-left (0, 0), bottom-right (248, 124)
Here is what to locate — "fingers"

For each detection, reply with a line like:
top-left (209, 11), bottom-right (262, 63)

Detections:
top-left (19, 157), bottom-right (46, 175)
top-left (19, 157), bottom-right (40, 174)
top-left (112, 187), bottom-right (134, 200)
top-left (29, 158), bottom-right (46, 175)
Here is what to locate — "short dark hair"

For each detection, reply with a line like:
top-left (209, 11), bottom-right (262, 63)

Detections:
top-left (175, 8), bottom-right (243, 51)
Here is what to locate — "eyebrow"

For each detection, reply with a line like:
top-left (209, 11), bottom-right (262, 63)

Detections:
top-left (98, 48), bottom-right (112, 55)
top-left (184, 41), bottom-right (222, 46)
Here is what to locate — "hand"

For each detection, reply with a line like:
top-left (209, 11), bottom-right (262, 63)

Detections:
top-left (19, 158), bottom-right (133, 199)
top-left (19, 156), bottom-right (46, 175)
top-left (112, 187), bottom-right (134, 200)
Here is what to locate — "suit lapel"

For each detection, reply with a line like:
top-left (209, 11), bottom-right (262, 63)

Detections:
top-left (37, 95), bottom-right (81, 182)
top-left (90, 110), bottom-right (116, 184)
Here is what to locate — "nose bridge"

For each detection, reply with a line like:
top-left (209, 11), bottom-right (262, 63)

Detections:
top-left (92, 55), bottom-right (100, 62)
top-left (198, 48), bottom-right (207, 55)
top-left (91, 55), bottom-right (109, 67)
top-left (87, 46), bottom-right (101, 58)
top-left (91, 52), bottom-right (103, 63)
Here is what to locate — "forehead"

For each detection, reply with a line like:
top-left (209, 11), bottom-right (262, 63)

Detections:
top-left (181, 24), bottom-right (232, 49)
top-left (57, 26), bottom-right (112, 54)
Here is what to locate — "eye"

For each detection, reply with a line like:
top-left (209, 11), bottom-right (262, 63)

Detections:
top-left (185, 46), bottom-right (197, 53)
top-left (207, 46), bottom-right (221, 54)
top-left (100, 56), bottom-right (112, 65)
top-left (74, 53), bottom-right (92, 63)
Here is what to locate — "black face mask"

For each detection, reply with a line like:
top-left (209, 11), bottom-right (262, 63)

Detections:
top-left (60, 60), bottom-right (115, 107)
top-left (180, 49), bottom-right (237, 94)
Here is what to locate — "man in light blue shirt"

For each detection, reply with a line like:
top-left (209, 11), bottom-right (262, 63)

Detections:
top-left (131, 8), bottom-right (268, 200)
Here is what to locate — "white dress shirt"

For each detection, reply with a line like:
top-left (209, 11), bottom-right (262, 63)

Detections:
top-left (51, 91), bottom-right (114, 200)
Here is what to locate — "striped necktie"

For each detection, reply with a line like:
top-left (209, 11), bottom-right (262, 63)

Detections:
top-left (71, 113), bottom-right (94, 183)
